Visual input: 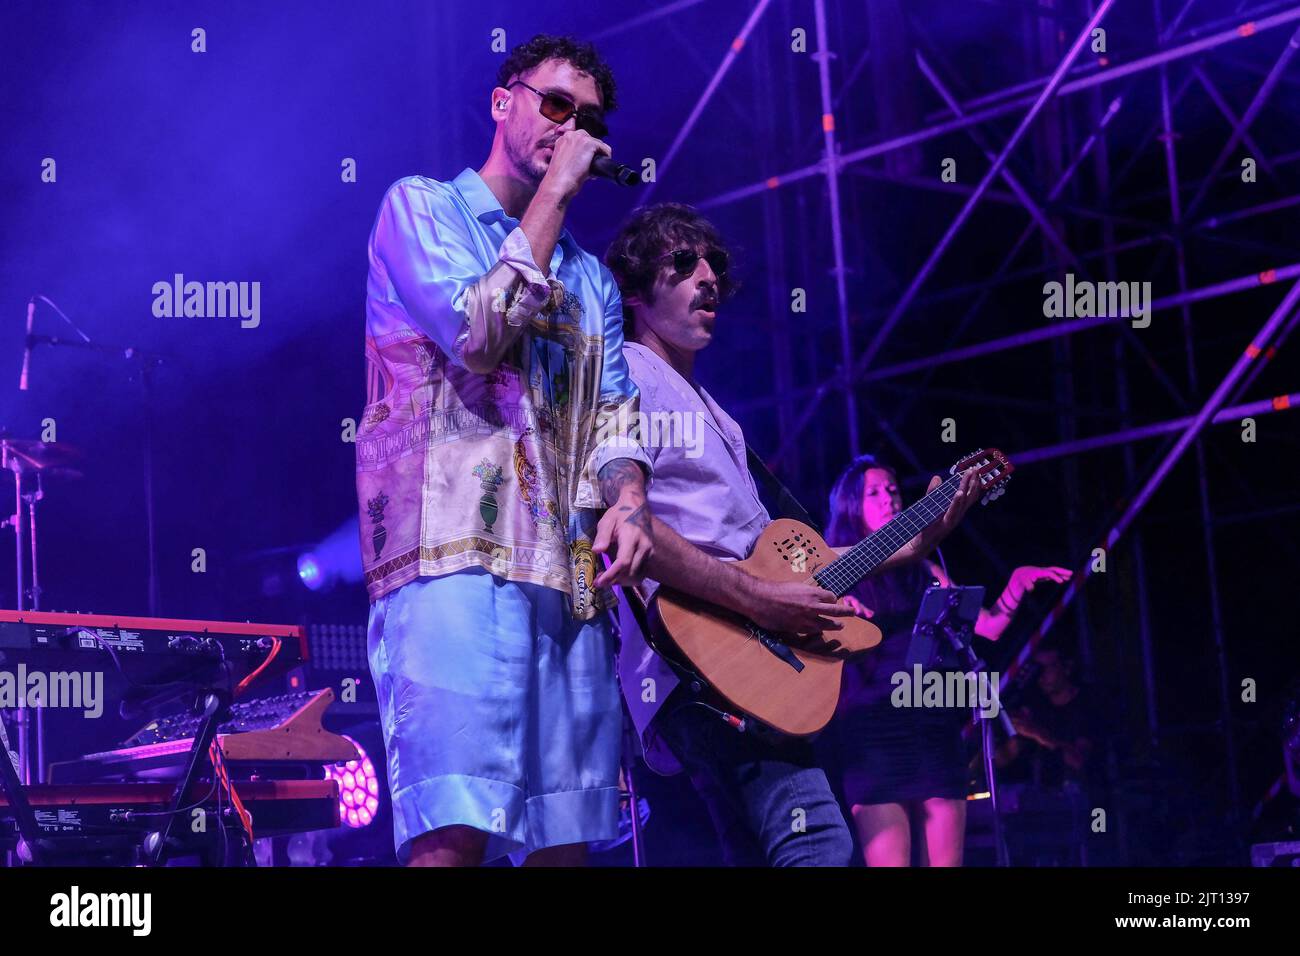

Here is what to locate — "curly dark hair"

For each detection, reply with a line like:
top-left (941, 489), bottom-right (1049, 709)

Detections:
top-left (603, 202), bottom-right (740, 335)
top-left (496, 34), bottom-right (618, 114)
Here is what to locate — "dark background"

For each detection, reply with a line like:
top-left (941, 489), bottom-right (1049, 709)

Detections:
top-left (2, 0), bottom-right (1297, 864)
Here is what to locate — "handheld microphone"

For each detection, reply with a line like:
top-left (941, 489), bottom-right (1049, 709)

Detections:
top-left (591, 154), bottom-right (639, 187)
top-left (19, 298), bottom-right (34, 390)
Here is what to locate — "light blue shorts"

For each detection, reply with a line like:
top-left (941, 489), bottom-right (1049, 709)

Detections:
top-left (367, 568), bottom-right (621, 864)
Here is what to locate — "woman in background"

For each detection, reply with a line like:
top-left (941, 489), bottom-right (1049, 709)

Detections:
top-left (823, 454), bottom-right (1070, 866)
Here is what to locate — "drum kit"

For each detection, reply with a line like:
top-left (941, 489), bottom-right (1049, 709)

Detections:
top-left (2, 435), bottom-right (83, 613)
top-left (0, 434), bottom-right (85, 786)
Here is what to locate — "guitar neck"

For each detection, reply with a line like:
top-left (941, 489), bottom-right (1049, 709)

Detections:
top-left (813, 473), bottom-right (963, 596)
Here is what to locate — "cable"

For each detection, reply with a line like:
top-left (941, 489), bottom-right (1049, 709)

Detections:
top-left (234, 635), bottom-right (280, 699)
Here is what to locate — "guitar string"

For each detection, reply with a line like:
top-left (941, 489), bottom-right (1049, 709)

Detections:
top-left (820, 492), bottom-right (952, 588)
top-left (813, 473), bottom-right (966, 595)
top-left (821, 474), bottom-right (970, 590)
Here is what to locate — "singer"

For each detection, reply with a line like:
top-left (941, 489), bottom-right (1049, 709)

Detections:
top-left (354, 33), bottom-right (654, 867)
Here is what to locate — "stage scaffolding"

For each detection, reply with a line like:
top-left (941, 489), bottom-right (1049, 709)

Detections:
top-left (646, 0), bottom-right (1300, 860)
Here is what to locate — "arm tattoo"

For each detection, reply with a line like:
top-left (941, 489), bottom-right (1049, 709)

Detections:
top-left (598, 458), bottom-right (645, 507)
top-left (624, 503), bottom-right (654, 537)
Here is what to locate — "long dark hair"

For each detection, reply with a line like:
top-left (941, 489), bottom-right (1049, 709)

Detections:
top-left (826, 454), bottom-right (932, 616)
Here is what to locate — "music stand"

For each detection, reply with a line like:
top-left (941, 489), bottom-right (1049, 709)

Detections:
top-left (906, 585), bottom-right (1014, 867)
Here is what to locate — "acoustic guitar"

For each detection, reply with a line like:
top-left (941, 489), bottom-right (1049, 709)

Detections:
top-left (647, 448), bottom-right (1013, 736)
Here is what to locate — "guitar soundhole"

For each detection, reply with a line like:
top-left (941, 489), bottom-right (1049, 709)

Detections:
top-left (771, 532), bottom-right (821, 563)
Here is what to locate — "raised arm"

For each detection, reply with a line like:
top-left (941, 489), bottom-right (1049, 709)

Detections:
top-left (371, 178), bottom-right (558, 375)
top-left (928, 562), bottom-right (1072, 641)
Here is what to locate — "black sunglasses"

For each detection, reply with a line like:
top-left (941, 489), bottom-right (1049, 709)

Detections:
top-left (507, 80), bottom-right (608, 139)
top-left (656, 248), bottom-right (729, 281)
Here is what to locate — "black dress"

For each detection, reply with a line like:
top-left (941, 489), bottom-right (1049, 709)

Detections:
top-left (824, 562), bottom-right (970, 806)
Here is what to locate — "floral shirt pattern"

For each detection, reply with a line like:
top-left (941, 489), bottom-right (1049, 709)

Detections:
top-left (356, 169), bottom-right (649, 620)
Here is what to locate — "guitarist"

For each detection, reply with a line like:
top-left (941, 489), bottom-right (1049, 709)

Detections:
top-left (602, 203), bottom-right (981, 865)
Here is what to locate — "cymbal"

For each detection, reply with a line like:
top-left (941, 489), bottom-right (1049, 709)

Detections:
top-left (0, 438), bottom-right (83, 472)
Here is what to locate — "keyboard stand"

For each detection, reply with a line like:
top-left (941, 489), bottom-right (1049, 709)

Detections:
top-left (144, 689), bottom-right (249, 867)
top-left (0, 713), bottom-right (45, 865)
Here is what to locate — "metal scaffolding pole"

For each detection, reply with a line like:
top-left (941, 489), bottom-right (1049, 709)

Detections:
top-left (829, 175), bottom-right (1300, 325)
top-left (1193, 66), bottom-right (1279, 181)
top-left (638, 0), bottom-right (773, 204)
top-left (755, 15), bottom-right (799, 487)
top-left (587, 0), bottom-right (710, 41)
top-left (812, 0), bottom-right (859, 453)
top-left (1013, 390), bottom-right (1299, 464)
top-left (856, 264), bottom-right (1300, 383)
top-left (1155, 0), bottom-right (1241, 826)
top-left (697, 6), bottom-right (1300, 212)
top-left (769, 0), bottom-right (1117, 466)
top-left (908, 48), bottom-right (1191, 416)
top-left (987, 277), bottom-right (1300, 775)
top-left (1184, 24), bottom-right (1300, 222)
top-left (938, 0), bottom-right (1286, 113)
top-left (728, 260), bottom-right (1300, 415)
top-left (1090, 38), bottom-right (1161, 761)
top-left (1135, 21), bottom-right (1300, 286)
top-left (915, 51), bottom-right (1081, 270)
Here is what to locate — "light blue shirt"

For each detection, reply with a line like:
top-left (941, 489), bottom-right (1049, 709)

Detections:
top-left (357, 168), bottom-right (649, 617)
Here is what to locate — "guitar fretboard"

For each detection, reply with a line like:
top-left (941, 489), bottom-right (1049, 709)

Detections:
top-left (812, 473), bottom-right (963, 596)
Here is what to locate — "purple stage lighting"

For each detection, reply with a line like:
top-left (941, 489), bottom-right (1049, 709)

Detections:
top-left (324, 735), bottom-right (381, 829)
top-left (297, 553), bottom-right (324, 590)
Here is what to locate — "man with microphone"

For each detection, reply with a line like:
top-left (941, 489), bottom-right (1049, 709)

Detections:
top-left (355, 34), bottom-right (652, 867)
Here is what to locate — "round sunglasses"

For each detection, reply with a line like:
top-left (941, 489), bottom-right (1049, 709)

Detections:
top-left (656, 248), bottom-right (729, 281)
top-left (507, 80), bottom-right (608, 139)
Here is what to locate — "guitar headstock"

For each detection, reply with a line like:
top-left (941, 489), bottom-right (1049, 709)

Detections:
top-left (950, 448), bottom-right (1014, 505)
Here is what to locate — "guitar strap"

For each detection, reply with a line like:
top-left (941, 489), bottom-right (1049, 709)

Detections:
top-left (618, 584), bottom-right (655, 644)
top-left (617, 584), bottom-right (707, 689)
top-left (745, 444), bottom-right (821, 532)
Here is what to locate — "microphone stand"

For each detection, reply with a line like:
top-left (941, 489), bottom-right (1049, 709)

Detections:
top-left (1, 443), bottom-right (33, 792)
top-left (909, 586), bottom-right (1013, 866)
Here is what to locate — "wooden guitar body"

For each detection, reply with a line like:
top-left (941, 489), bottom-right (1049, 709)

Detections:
top-left (647, 448), bottom-right (1012, 738)
top-left (651, 518), bottom-right (883, 737)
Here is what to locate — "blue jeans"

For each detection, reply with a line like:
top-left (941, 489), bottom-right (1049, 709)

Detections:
top-left (651, 693), bottom-right (853, 866)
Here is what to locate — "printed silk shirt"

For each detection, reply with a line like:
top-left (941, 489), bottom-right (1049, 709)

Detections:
top-left (356, 169), bottom-right (649, 620)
